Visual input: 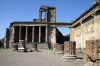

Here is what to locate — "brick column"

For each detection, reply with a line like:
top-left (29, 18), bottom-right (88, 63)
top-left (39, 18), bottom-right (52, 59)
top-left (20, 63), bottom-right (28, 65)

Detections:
top-left (39, 26), bottom-right (41, 43)
top-left (32, 26), bottom-right (34, 43)
top-left (25, 26), bottom-right (28, 42)
top-left (19, 26), bottom-right (22, 42)
top-left (70, 27), bottom-right (74, 41)
top-left (62, 41), bottom-right (77, 61)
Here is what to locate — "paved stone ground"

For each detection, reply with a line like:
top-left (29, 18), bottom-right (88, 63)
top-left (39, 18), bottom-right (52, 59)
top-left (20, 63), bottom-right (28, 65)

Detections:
top-left (0, 49), bottom-right (86, 66)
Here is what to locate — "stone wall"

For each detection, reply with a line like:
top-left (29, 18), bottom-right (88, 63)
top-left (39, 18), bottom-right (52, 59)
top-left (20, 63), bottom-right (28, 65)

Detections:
top-left (74, 10), bottom-right (100, 49)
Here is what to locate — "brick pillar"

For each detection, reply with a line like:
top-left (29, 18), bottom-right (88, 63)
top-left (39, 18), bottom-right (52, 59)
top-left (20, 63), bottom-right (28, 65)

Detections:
top-left (62, 41), bottom-right (77, 61)
top-left (19, 26), bottom-right (22, 42)
top-left (32, 26), bottom-right (34, 43)
top-left (39, 26), bottom-right (41, 43)
top-left (70, 27), bottom-right (74, 41)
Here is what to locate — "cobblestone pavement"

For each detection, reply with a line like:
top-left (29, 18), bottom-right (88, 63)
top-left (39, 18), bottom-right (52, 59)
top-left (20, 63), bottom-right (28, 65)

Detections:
top-left (0, 49), bottom-right (86, 66)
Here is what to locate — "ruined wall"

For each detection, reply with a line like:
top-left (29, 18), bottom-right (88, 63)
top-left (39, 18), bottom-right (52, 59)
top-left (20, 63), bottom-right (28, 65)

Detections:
top-left (83, 16), bottom-right (94, 48)
top-left (74, 10), bottom-right (100, 49)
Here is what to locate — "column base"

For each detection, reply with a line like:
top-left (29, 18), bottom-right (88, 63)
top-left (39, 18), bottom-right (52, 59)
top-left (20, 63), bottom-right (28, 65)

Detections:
top-left (61, 54), bottom-right (77, 61)
top-left (18, 47), bottom-right (27, 52)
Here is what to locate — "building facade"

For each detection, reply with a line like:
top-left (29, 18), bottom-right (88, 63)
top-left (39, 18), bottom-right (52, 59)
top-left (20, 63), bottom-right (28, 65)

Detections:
top-left (5, 6), bottom-right (70, 49)
top-left (70, 2), bottom-right (100, 49)
top-left (4, 1), bottom-right (100, 49)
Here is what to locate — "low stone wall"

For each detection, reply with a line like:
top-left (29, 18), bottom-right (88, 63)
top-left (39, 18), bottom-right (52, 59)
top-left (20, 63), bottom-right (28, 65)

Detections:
top-left (37, 43), bottom-right (49, 49)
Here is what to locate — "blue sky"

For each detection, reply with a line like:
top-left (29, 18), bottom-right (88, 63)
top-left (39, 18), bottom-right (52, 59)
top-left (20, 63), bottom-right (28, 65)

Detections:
top-left (0, 0), bottom-right (94, 39)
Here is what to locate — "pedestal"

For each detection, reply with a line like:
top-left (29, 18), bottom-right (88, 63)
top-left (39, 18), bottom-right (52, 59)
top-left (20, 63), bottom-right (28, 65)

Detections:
top-left (18, 40), bottom-right (27, 52)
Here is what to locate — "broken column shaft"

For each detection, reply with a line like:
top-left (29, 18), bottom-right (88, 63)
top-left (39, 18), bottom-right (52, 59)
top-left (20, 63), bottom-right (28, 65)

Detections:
top-left (62, 41), bottom-right (77, 60)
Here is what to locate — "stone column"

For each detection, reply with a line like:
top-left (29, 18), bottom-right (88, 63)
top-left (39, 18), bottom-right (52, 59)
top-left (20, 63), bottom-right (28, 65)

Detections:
top-left (39, 26), bottom-right (41, 43)
top-left (19, 26), bottom-right (22, 42)
top-left (25, 26), bottom-right (28, 43)
top-left (45, 26), bottom-right (48, 43)
top-left (62, 41), bottom-right (77, 61)
top-left (39, 11), bottom-right (42, 21)
top-left (70, 27), bottom-right (74, 41)
top-left (12, 26), bottom-right (15, 42)
top-left (9, 26), bottom-right (15, 49)
top-left (32, 26), bottom-right (34, 43)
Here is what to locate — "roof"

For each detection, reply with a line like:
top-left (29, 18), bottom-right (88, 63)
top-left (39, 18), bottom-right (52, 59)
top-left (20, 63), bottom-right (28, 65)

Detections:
top-left (10, 21), bottom-right (71, 27)
top-left (71, 1), bottom-right (100, 24)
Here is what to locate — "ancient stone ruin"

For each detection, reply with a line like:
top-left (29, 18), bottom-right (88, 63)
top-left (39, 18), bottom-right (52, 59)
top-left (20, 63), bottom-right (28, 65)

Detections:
top-left (0, 1), bottom-right (100, 65)
top-left (85, 39), bottom-right (100, 66)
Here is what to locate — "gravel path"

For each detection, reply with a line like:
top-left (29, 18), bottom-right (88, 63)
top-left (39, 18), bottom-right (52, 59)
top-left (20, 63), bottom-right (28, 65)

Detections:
top-left (0, 49), bottom-right (86, 66)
